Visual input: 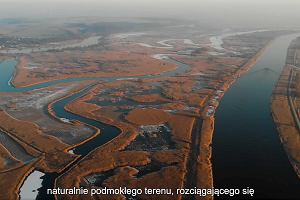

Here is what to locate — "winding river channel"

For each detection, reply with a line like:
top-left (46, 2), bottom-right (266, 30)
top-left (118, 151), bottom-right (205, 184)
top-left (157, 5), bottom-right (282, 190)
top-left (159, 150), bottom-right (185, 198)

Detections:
top-left (213, 34), bottom-right (300, 199)
top-left (0, 56), bottom-right (190, 199)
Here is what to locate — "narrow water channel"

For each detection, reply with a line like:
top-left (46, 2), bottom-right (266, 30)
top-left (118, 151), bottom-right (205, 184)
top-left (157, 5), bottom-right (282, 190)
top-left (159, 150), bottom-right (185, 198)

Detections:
top-left (0, 54), bottom-right (190, 199)
top-left (0, 56), bottom-right (189, 93)
top-left (212, 34), bottom-right (300, 199)
top-left (36, 85), bottom-right (122, 199)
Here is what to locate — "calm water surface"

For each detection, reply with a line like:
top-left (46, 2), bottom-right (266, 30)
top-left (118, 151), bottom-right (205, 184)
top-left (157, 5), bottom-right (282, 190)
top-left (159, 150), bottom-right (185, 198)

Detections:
top-left (213, 34), bottom-right (300, 199)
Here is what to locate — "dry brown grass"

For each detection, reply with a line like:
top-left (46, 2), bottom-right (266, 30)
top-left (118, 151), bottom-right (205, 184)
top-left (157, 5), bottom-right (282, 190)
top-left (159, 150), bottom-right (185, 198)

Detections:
top-left (195, 118), bottom-right (214, 200)
top-left (126, 108), bottom-right (170, 125)
top-left (272, 97), bottom-right (300, 177)
top-left (0, 144), bottom-right (22, 172)
top-left (56, 89), bottom-right (195, 199)
top-left (271, 65), bottom-right (300, 178)
top-left (12, 46), bottom-right (177, 87)
top-left (131, 94), bottom-right (170, 103)
top-left (0, 110), bottom-right (68, 153)
top-left (0, 161), bottom-right (37, 200)
top-left (0, 110), bottom-right (78, 172)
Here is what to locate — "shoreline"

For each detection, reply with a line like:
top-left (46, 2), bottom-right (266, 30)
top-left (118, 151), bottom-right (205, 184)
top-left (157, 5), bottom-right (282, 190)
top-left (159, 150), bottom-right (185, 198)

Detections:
top-left (13, 83), bottom-right (100, 200)
top-left (47, 83), bottom-right (134, 200)
top-left (210, 34), bottom-right (300, 198)
top-left (270, 65), bottom-right (300, 178)
top-left (46, 83), bottom-right (102, 153)
top-left (0, 157), bottom-right (42, 200)
top-left (199, 39), bottom-right (273, 191)
top-left (9, 57), bottom-right (178, 89)
top-left (14, 82), bottom-right (127, 200)
top-left (14, 158), bottom-right (43, 200)
top-left (196, 117), bottom-right (214, 200)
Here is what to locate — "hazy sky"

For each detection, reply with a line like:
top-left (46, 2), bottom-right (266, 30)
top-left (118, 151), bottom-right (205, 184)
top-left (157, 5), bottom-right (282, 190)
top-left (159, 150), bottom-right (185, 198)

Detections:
top-left (0, 0), bottom-right (300, 28)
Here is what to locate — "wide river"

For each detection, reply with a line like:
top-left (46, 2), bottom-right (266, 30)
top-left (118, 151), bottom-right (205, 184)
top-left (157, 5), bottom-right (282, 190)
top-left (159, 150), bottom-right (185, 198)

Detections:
top-left (213, 34), bottom-right (300, 199)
